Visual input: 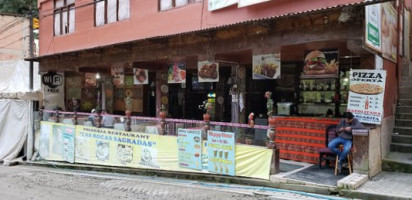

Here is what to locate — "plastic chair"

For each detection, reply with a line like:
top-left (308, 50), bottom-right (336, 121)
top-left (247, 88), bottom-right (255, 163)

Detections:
top-left (318, 125), bottom-right (337, 168)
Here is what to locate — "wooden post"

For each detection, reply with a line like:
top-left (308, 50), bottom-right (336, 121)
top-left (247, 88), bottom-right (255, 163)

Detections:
top-left (268, 116), bottom-right (280, 174)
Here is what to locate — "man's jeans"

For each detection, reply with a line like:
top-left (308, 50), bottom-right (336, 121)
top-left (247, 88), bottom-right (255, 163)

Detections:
top-left (328, 136), bottom-right (352, 162)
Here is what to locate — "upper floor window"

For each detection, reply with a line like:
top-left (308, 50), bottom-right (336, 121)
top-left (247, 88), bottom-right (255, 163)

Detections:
top-left (159, 0), bottom-right (202, 11)
top-left (54, 0), bottom-right (75, 36)
top-left (95, 0), bottom-right (130, 27)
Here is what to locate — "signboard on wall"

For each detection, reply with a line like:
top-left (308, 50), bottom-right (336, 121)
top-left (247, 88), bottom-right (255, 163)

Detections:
top-left (42, 71), bottom-right (65, 110)
top-left (238, 0), bottom-right (271, 8)
top-left (252, 53), bottom-right (281, 80)
top-left (178, 129), bottom-right (203, 170)
top-left (347, 70), bottom-right (386, 124)
top-left (405, 9), bottom-right (411, 61)
top-left (208, 0), bottom-right (237, 11)
top-left (381, 2), bottom-right (398, 62)
top-left (365, 3), bottom-right (382, 52)
top-left (133, 68), bottom-right (149, 85)
top-left (301, 49), bottom-right (339, 79)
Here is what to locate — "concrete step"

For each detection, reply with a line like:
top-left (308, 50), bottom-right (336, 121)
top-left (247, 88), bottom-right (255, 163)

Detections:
top-left (400, 87), bottom-right (412, 93)
top-left (398, 99), bottom-right (412, 106)
top-left (390, 142), bottom-right (412, 153)
top-left (400, 92), bottom-right (412, 99)
top-left (401, 76), bottom-right (412, 81)
top-left (396, 106), bottom-right (412, 113)
top-left (382, 152), bottom-right (412, 173)
top-left (394, 126), bottom-right (412, 136)
top-left (395, 119), bottom-right (412, 127)
top-left (396, 113), bottom-right (412, 120)
top-left (392, 134), bottom-right (412, 144)
top-left (400, 80), bottom-right (412, 86)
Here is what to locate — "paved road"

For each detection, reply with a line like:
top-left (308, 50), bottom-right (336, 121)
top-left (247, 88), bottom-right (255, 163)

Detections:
top-left (0, 165), bottom-right (346, 200)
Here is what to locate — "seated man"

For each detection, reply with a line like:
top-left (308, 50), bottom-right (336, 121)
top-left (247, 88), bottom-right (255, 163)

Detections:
top-left (102, 110), bottom-right (116, 128)
top-left (328, 112), bottom-right (364, 173)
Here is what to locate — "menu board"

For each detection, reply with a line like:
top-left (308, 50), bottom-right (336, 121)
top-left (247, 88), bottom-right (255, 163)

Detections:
top-left (252, 53), bottom-right (281, 80)
top-left (301, 49), bottom-right (339, 78)
top-left (365, 3), bottom-right (382, 52)
top-left (167, 62), bottom-right (186, 84)
top-left (207, 131), bottom-right (235, 176)
top-left (177, 129), bottom-right (202, 170)
top-left (347, 70), bottom-right (386, 124)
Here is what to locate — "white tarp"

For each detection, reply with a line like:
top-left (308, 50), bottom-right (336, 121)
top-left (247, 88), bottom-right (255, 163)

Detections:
top-left (0, 59), bottom-right (41, 98)
top-left (0, 100), bottom-right (30, 164)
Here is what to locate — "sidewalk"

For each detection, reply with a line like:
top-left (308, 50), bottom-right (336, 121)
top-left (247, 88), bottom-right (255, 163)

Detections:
top-left (22, 160), bottom-right (412, 200)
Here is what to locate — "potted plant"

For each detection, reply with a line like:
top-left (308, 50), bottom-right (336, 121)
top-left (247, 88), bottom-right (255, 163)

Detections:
top-left (159, 104), bottom-right (167, 119)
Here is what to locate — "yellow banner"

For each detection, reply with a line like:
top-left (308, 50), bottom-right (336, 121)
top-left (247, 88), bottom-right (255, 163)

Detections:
top-left (40, 122), bottom-right (272, 180)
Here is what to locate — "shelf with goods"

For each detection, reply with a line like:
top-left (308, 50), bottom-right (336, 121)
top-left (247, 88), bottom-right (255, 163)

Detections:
top-left (297, 75), bottom-right (350, 116)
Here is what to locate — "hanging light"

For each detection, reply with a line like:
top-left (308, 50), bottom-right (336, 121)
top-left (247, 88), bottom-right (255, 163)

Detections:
top-left (95, 73), bottom-right (101, 80)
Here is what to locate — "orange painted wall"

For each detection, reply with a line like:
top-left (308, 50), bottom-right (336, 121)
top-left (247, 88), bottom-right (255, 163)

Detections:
top-left (38, 0), bottom-right (367, 56)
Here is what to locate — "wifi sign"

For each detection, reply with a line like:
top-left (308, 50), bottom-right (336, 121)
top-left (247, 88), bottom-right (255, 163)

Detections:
top-left (42, 71), bottom-right (63, 89)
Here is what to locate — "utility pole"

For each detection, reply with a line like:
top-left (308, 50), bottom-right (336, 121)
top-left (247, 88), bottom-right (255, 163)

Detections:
top-left (26, 10), bottom-right (35, 161)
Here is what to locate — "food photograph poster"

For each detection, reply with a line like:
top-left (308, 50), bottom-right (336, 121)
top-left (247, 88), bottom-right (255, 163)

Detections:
top-left (252, 53), bottom-right (281, 80)
top-left (111, 67), bottom-right (124, 86)
top-left (133, 68), bottom-right (149, 85)
top-left (168, 62), bottom-right (186, 84)
top-left (347, 69), bottom-right (387, 124)
top-left (198, 61), bottom-right (219, 82)
top-left (301, 49), bottom-right (339, 78)
top-left (381, 2), bottom-right (398, 62)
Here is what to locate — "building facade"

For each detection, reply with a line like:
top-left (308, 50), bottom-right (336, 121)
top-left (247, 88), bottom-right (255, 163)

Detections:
top-left (35, 0), bottom-right (412, 170)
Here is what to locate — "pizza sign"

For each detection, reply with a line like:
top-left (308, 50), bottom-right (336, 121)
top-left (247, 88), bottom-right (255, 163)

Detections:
top-left (347, 69), bottom-right (386, 125)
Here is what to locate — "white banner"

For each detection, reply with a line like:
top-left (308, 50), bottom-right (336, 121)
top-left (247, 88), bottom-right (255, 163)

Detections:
top-left (347, 70), bottom-right (386, 124)
top-left (238, 0), bottom-right (270, 8)
top-left (208, 0), bottom-right (237, 11)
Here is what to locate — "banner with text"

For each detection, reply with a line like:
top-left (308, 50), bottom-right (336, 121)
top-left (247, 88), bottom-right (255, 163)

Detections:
top-left (207, 131), bottom-right (235, 176)
top-left (39, 123), bottom-right (272, 179)
top-left (365, 3), bottom-right (382, 52)
top-left (347, 70), bottom-right (386, 124)
top-left (178, 129), bottom-right (203, 170)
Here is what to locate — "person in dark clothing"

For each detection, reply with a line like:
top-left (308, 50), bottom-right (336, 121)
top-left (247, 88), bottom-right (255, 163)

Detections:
top-left (328, 112), bottom-right (364, 173)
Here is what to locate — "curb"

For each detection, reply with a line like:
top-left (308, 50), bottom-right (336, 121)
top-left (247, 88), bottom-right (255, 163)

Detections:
top-left (23, 161), bottom-right (337, 196)
top-left (340, 189), bottom-right (412, 200)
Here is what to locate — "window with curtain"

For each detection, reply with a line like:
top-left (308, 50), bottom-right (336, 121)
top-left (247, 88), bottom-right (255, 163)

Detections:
top-left (54, 0), bottom-right (75, 36)
top-left (159, 0), bottom-right (201, 11)
top-left (95, 0), bottom-right (130, 27)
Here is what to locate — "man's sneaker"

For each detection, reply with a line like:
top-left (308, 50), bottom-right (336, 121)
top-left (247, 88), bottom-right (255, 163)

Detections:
top-left (337, 161), bottom-right (342, 173)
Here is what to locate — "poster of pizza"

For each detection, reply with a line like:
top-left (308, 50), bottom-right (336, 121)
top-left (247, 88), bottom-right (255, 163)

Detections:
top-left (252, 53), bottom-right (281, 80)
top-left (133, 68), bottom-right (149, 85)
top-left (198, 61), bottom-right (219, 82)
top-left (167, 62), bottom-right (186, 84)
top-left (347, 69), bottom-right (387, 125)
top-left (381, 2), bottom-right (398, 63)
top-left (301, 49), bottom-right (339, 78)
top-left (111, 67), bottom-right (124, 86)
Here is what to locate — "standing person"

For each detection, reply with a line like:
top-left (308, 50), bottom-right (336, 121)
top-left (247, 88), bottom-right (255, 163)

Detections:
top-left (328, 112), bottom-right (364, 173)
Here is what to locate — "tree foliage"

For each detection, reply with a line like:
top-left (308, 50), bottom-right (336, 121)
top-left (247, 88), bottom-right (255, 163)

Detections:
top-left (0, 0), bottom-right (38, 16)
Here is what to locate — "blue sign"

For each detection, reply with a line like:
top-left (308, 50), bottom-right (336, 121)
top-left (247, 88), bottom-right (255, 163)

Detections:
top-left (207, 131), bottom-right (235, 176)
top-left (177, 129), bottom-right (202, 170)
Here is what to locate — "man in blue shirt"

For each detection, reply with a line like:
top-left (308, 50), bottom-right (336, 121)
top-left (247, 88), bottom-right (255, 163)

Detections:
top-left (328, 112), bottom-right (364, 173)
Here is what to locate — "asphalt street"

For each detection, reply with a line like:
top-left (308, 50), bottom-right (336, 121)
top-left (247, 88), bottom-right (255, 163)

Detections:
top-left (0, 165), bottom-right (347, 200)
